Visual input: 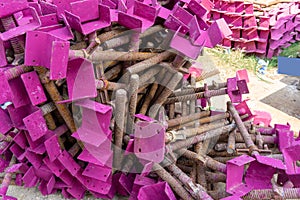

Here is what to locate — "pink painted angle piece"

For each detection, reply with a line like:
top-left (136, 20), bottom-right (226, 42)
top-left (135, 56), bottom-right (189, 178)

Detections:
top-left (0, 6), bottom-right (41, 41)
top-left (82, 162), bottom-right (112, 182)
top-left (234, 100), bottom-right (254, 122)
top-left (190, 17), bottom-right (232, 48)
top-left (52, 0), bottom-right (78, 18)
top-left (221, 196), bottom-right (243, 200)
top-left (253, 111), bottom-right (272, 127)
top-left (0, 109), bottom-right (13, 134)
top-left (73, 99), bottom-right (112, 146)
top-left (0, 40), bottom-right (7, 67)
top-left (0, 0), bottom-right (29, 18)
top-left (137, 181), bottom-right (177, 200)
top-left (226, 155), bottom-right (255, 197)
top-left (236, 69), bottom-right (249, 83)
top-left (23, 110), bottom-right (48, 142)
top-left (170, 28), bottom-right (203, 60)
top-left (25, 31), bottom-right (70, 80)
top-left (77, 140), bottom-right (113, 166)
top-left (164, 4), bottom-right (193, 35)
top-left (65, 1), bottom-right (111, 35)
top-left (118, 1), bottom-right (157, 33)
top-left (134, 120), bottom-right (165, 163)
top-left (21, 71), bottom-right (47, 106)
top-left (37, 13), bottom-right (74, 40)
top-left (67, 58), bottom-right (97, 101)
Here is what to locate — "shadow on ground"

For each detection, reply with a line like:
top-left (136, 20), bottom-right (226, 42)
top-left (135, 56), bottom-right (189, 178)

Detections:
top-left (261, 76), bottom-right (300, 119)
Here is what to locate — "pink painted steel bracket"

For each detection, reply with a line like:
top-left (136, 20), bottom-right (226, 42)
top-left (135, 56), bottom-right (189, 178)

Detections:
top-left (130, 174), bottom-right (156, 199)
top-left (227, 77), bottom-right (249, 103)
top-left (0, 3), bottom-right (41, 41)
top-left (72, 99), bottom-right (112, 146)
top-left (275, 123), bottom-right (293, 151)
top-left (82, 163), bottom-right (111, 182)
top-left (7, 104), bottom-right (38, 129)
top-left (234, 100), bottom-right (254, 122)
top-left (253, 110), bottom-right (272, 127)
top-left (245, 154), bottom-right (286, 190)
top-left (40, 2), bottom-right (57, 16)
top-left (189, 17), bottom-right (232, 48)
top-left (164, 3), bottom-right (193, 34)
top-left (118, 0), bottom-right (157, 33)
top-left (65, 0), bottom-right (111, 35)
top-left (187, 0), bottom-right (214, 19)
top-left (226, 155), bottom-right (255, 197)
top-left (25, 31), bottom-right (70, 80)
top-left (0, 108), bottom-right (13, 134)
top-left (77, 138), bottom-right (113, 166)
top-left (170, 28), bottom-right (203, 60)
top-left (37, 13), bottom-right (74, 40)
top-left (137, 181), bottom-right (177, 200)
top-left (0, 66), bottom-right (31, 108)
top-left (23, 109), bottom-right (48, 142)
top-left (52, 0), bottom-right (78, 18)
top-left (0, 40), bottom-right (7, 67)
top-left (134, 120), bottom-right (165, 163)
top-left (21, 71), bottom-right (47, 106)
top-left (236, 69), bottom-right (249, 83)
top-left (59, 58), bottom-right (97, 103)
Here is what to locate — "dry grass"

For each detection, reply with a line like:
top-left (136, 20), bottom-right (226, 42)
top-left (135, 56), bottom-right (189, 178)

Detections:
top-left (205, 47), bottom-right (258, 73)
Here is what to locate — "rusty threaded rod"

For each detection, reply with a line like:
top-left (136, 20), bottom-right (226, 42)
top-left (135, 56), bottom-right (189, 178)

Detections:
top-left (40, 102), bottom-right (56, 115)
top-left (4, 65), bottom-right (33, 80)
top-left (96, 79), bottom-right (126, 91)
top-left (179, 149), bottom-right (227, 173)
top-left (169, 124), bottom-right (236, 151)
top-left (227, 101), bottom-right (259, 155)
top-left (148, 72), bottom-right (183, 118)
top-left (127, 51), bottom-right (174, 75)
top-left (126, 74), bottom-right (139, 135)
top-left (166, 163), bottom-right (213, 200)
top-left (165, 121), bottom-right (229, 143)
top-left (170, 112), bottom-right (230, 130)
top-left (35, 67), bottom-right (77, 133)
top-left (152, 163), bottom-right (195, 200)
top-left (205, 171), bottom-right (226, 183)
top-left (164, 88), bottom-right (227, 104)
top-left (171, 82), bottom-right (227, 97)
top-left (227, 128), bottom-right (236, 154)
top-left (167, 110), bottom-right (211, 128)
top-left (215, 142), bottom-right (246, 152)
top-left (243, 188), bottom-right (300, 200)
top-left (114, 89), bottom-right (127, 168)
top-left (71, 50), bottom-right (157, 61)
top-left (86, 29), bottom-right (124, 53)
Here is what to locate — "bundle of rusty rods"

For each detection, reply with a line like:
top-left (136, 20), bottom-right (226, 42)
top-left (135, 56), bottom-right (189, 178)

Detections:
top-left (1, 24), bottom-right (288, 200)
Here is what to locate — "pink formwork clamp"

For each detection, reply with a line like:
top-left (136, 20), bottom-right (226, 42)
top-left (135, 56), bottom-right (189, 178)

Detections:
top-left (118, 0), bottom-right (158, 33)
top-left (226, 155), bottom-right (255, 197)
top-left (169, 27), bottom-right (203, 59)
top-left (65, 0), bottom-right (111, 35)
top-left (0, 0), bottom-right (41, 41)
top-left (24, 31), bottom-right (70, 80)
top-left (164, 3), bottom-right (193, 34)
top-left (134, 119), bottom-right (165, 163)
top-left (37, 13), bottom-right (74, 40)
top-left (253, 110), bottom-right (272, 127)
